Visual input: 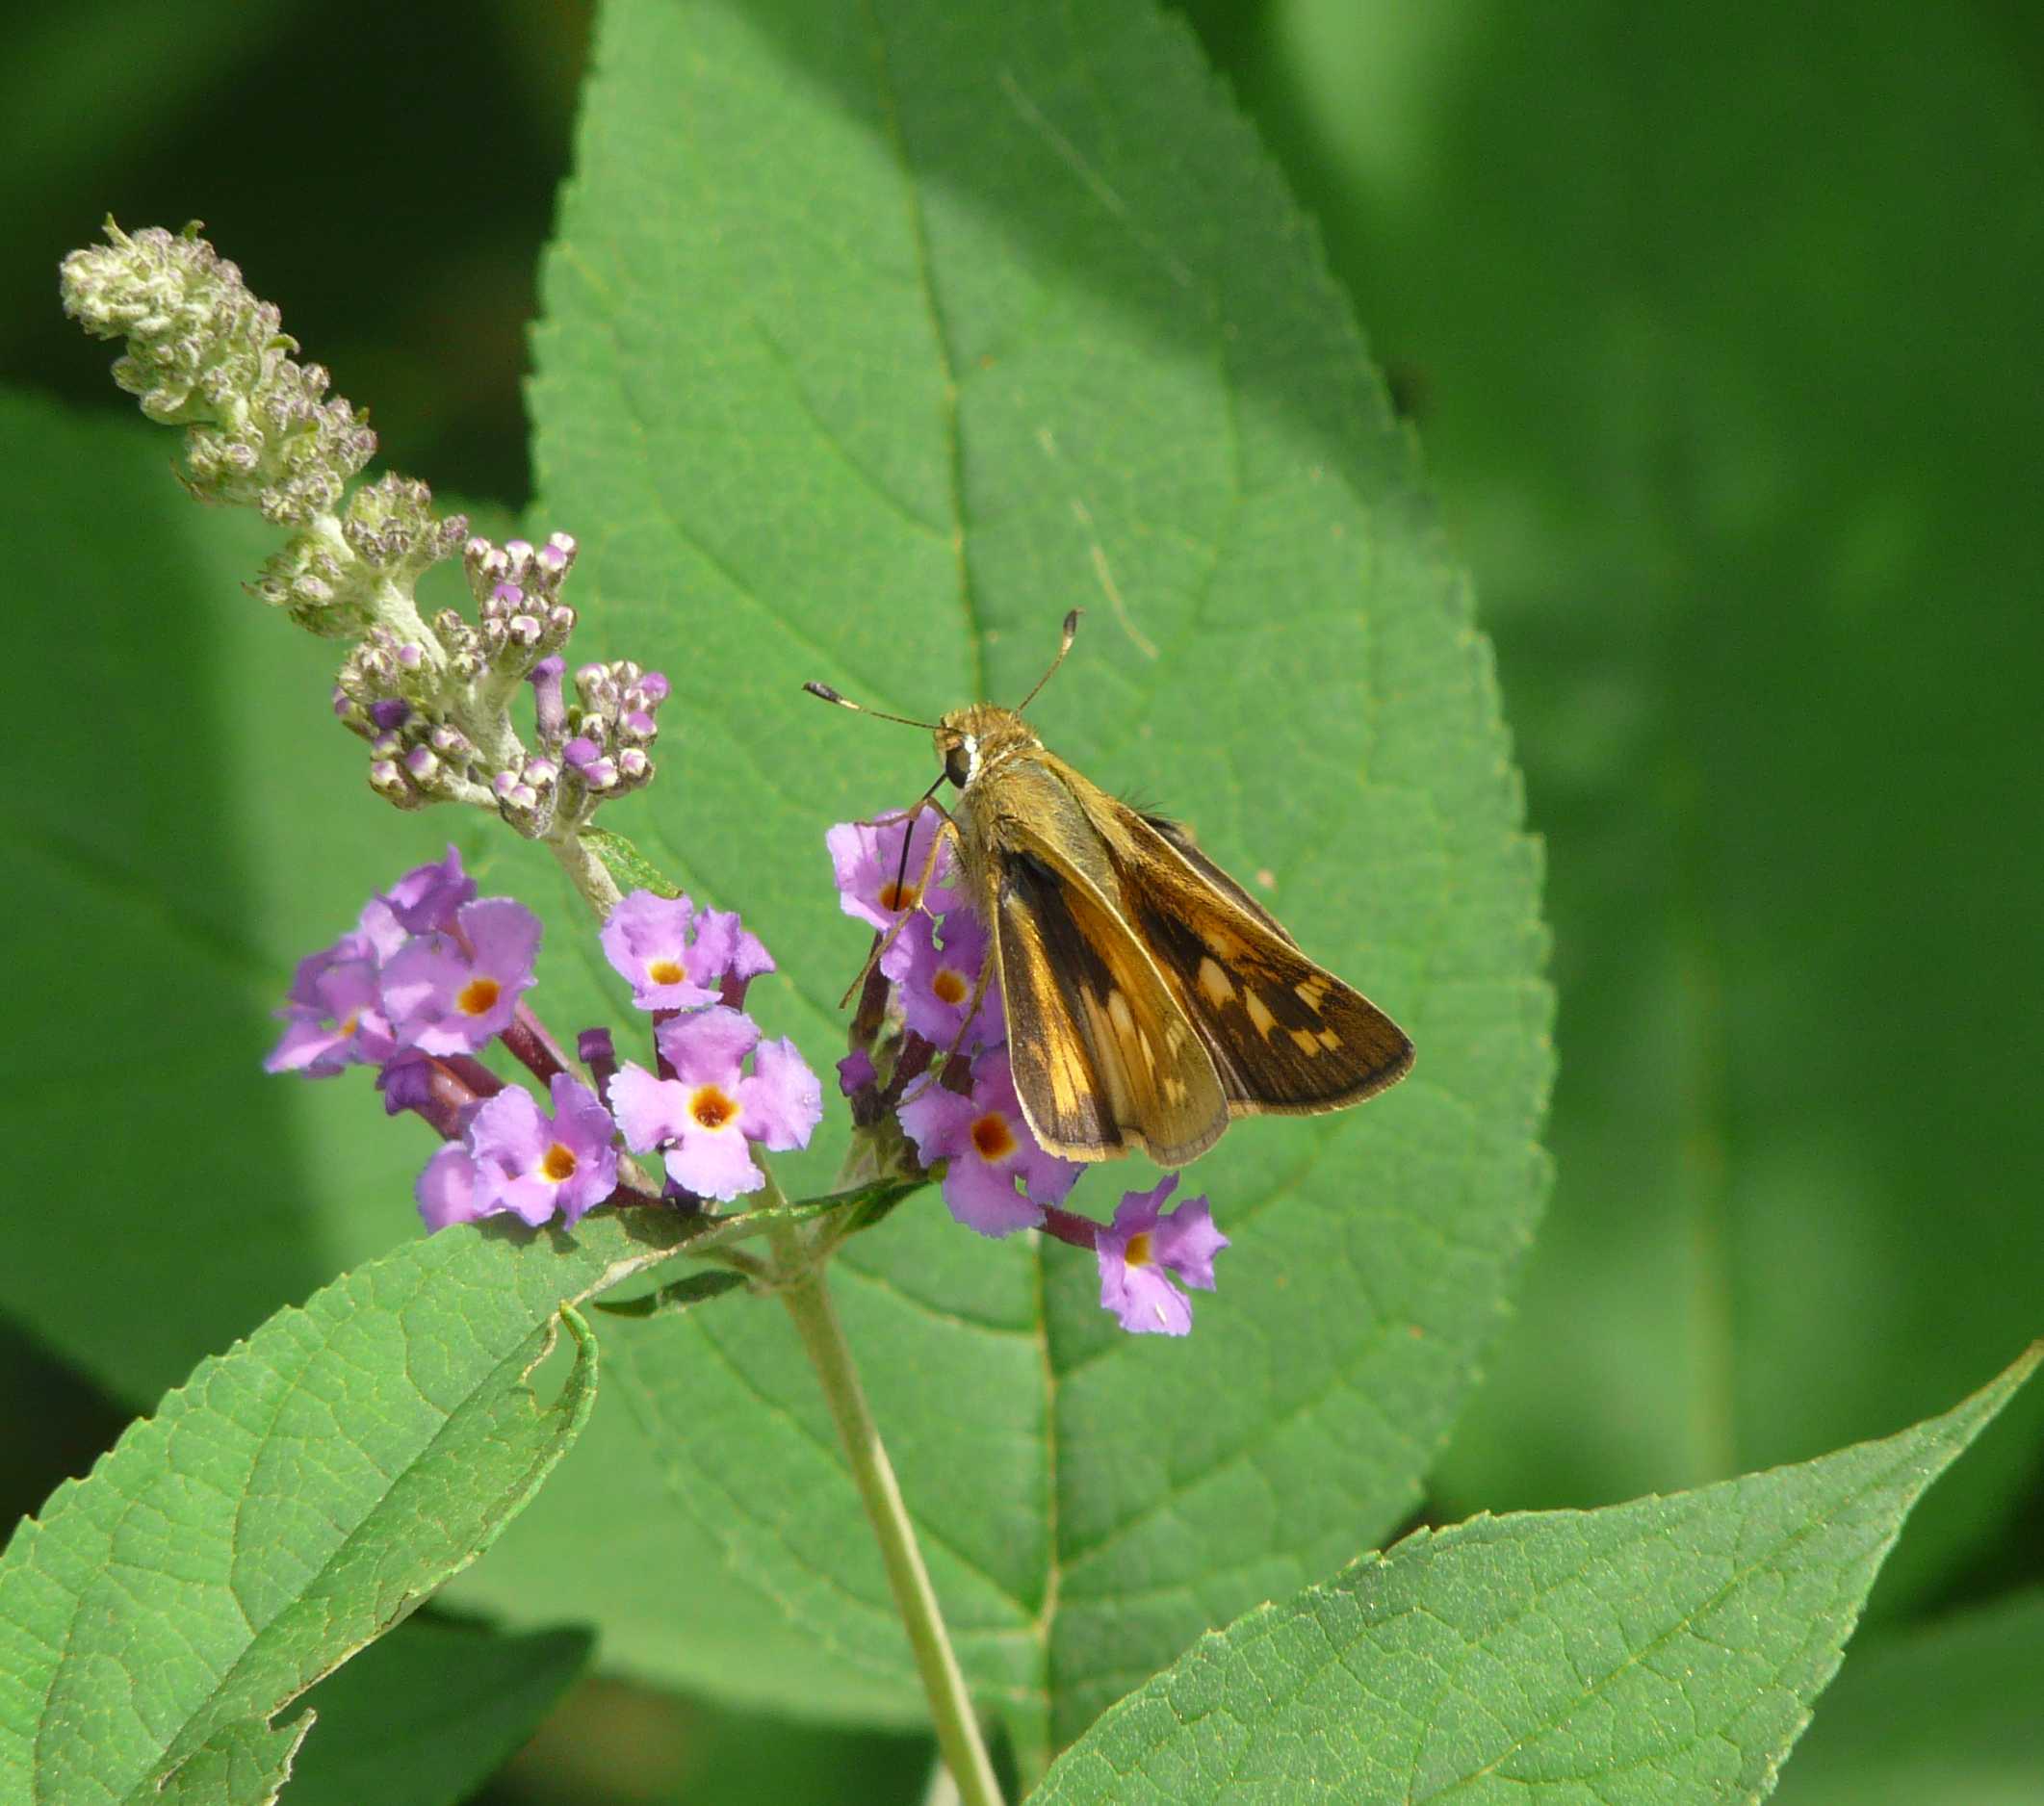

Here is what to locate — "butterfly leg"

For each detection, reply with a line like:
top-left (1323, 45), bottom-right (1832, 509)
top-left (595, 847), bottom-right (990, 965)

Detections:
top-left (835, 800), bottom-right (960, 1009)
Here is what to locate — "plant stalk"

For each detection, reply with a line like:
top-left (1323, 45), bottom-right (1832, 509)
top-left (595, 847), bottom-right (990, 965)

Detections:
top-left (774, 1244), bottom-right (1004, 1806)
top-left (551, 827), bottom-right (624, 919)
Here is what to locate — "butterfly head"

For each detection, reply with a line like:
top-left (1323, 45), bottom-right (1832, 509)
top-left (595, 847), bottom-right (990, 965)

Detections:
top-left (936, 703), bottom-right (1037, 792)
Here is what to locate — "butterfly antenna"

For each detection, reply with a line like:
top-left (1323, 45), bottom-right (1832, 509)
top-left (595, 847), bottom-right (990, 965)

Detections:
top-left (1013, 608), bottom-right (1082, 714)
top-left (802, 682), bottom-right (940, 731)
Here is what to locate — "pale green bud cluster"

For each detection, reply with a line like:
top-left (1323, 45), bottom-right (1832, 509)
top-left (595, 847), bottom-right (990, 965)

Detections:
top-left (60, 220), bottom-right (665, 906)
top-left (61, 220), bottom-right (375, 526)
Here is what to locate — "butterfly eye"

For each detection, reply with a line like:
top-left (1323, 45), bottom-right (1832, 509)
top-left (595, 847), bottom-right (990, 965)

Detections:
top-left (944, 739), bottom-right (973, 788)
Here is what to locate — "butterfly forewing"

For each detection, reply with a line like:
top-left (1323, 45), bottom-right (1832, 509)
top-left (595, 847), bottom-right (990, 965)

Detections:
top-left (992, 845), bottom-right (1229, 1167)
top-left (1139, 813), bottom-right (1301, 948)
top-left (1097, 805), bottom-right (1414, 1115)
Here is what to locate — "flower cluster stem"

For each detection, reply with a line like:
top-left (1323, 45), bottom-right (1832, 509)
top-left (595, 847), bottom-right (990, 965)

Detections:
top-left (550, 829), bottom-right (623, 919)
top-left (773, 1250), bottom-right (1004, 1806)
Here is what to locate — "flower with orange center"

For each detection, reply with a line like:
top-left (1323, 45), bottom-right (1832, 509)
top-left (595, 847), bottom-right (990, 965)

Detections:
top-left (827, 814), bottom-right (965, 933)
top-left (599, 890), bottom-right (773, 1011)
top-left (379, 896), bottom-right (542, 1056)
top-left (265, 951), bottom-right (395, 1076)
top-left (1095, 1175), bottom-right (1229, 1336)
top-left (445, 1071), bottom-right (619, 1229)
top-left (897, 1049), bottom-right (1078, 1238)
top-left (606, 1005), bottom-right (823, 1204)
top-left (894, 910), bottom-right (1004, 1051)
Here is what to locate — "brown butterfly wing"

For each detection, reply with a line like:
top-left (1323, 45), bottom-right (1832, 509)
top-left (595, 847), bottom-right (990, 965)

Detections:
top-left (1139, 813), bottom-right (1300, 947)
top-left (1096, 805), bottom-right (1414, 1116)
top-left (991, 845), bottom-right (1229, 1167)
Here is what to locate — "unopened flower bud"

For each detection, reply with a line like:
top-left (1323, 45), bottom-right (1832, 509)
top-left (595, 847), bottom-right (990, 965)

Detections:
top-left (370, 759), bottom-right (423, 808)
top-left (530, 656), bottom-right (567, 744)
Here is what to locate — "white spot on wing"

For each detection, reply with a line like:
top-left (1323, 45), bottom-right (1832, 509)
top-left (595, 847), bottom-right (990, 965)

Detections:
top-left (1197, 957), bottom-right (1235, 1006)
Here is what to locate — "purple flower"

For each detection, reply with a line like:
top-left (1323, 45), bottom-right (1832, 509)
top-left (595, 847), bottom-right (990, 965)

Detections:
top-left (599, 890), bottom-right (775, 1011)
top-left (838, 1047), bottom-right (877, 1096)
top-left (898, 1052), bottom-right (1079, 1237)
top-left (265, 951), bottom-right (395, 1076)
top-left (417, 1144), bottom-right (483, 1230)
top-left (607, 1006), bottom-right (823, 1202)
top-left (827, 814), bottom-right (962, 933)
top-left (352, 847), bottom-right (476, 960)
top-left (693, 905), bottom-right (775, 987)
top-left (459, 1072), bottom-right (620, 1227)
top-left (380, 844), bottom-right (477, 935)
top-left (894, 909), bottom-right (1003, 1050)
top-left (380, 897), bottom-right (541, 1055)
top-left (1096, 1174), bottom-right (1229, 1335)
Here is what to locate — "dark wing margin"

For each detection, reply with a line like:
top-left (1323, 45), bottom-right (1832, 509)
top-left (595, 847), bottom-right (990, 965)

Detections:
top-left (1110, 815), bottom-right (1414, 1115)
top-left (995, 849), bottom-right (1229, 1167)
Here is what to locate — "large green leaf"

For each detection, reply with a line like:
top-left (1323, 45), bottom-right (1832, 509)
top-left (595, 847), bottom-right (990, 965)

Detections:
top-left (1194, 0), bottom-right (2044, 1611)
top-left (0, 1207), bottom-right (688, 1806)
top-left (1032, 1346), bottom-right (2038, 1804)
top-left (465, 0), bottom-right (1549, 1756)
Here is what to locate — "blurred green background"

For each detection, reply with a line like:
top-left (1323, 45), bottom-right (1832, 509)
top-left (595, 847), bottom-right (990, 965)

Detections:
top-left (6, 0), bottom-right (2038, 1799)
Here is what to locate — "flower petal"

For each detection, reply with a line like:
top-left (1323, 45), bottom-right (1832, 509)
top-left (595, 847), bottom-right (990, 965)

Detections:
top-left (607, 1062), bottom-right (690, 1151)
top-left (739, 1037), bottom-right (824, 1151)
top-left (665, 1128), bottom-right (763, 1203)
top-left (655, 1004), bottom-right (761, 1086)
top-left (417, 1145), bottom-right (486, 1231)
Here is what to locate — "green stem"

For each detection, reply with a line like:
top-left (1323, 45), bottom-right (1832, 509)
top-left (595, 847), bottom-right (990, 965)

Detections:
top-left (773, 1243), bottom-right (1004, 1806)
top-left (549, 828), bottom-right (624, 920)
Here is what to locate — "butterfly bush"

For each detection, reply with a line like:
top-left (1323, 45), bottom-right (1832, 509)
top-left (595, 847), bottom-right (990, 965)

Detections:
top-left (829, 811), bottom-right (1231, 1335)
top-left (71, 219), bottom-right (1227, 1337)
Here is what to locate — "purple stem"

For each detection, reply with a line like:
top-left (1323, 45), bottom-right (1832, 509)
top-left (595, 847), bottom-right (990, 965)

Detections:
top-left (439, 1052), bottom-right (505, 1099)
top-left (878, 1033), bottom-right (935, 1114)
top-left (381, 1054), bottom-right (494, 1143)
top-left (1039, 1205), bottom-right (1100, 1252)
top-left (652, 1006), bottom-right (681, 1081)
top-left (850, 950), bottom-right (891, 1050)
top-left (503, 1002), bottom-right (569, 1085)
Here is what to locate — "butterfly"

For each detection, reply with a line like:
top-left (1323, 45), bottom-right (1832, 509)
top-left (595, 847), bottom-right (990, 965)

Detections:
top-left (807, 612), bottom-right (1413, 1167)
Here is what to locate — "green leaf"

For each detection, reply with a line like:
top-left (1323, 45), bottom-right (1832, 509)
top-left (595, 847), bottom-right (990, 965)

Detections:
top-left (471, 0), bottom-right (1550, 1754)
top-left (151, 1717), bottom-right (310, 1806)
top-left (1206, 0), bottom-right (2044, 1613)
top-left (1768, 1589), bottom-right (2044, 1806)
top-left (0, 1206), bottom-right (691, 1806)
top-left (583, 825), bottom-right (685, 899)
top-left (285, 1616), bottom-right (593, 1806)
top-left (1031, 1345), bottom-right (2040, 1805)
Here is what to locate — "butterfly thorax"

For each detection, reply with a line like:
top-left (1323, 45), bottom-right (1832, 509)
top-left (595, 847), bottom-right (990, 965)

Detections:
top-left (935, 702), bottom-right (1042, 794)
